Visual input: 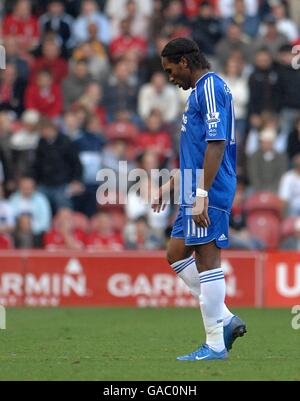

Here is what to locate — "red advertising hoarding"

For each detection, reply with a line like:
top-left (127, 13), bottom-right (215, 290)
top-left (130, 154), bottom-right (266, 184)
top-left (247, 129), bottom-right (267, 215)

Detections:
top-left (0, 251), bottom-right (263, 307)
top-left (264, 252), bottom-right (300, 307)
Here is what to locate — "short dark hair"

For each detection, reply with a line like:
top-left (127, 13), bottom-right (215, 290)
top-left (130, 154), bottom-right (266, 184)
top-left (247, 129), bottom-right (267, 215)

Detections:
top-left (161, 37), bottom-right (210, 70)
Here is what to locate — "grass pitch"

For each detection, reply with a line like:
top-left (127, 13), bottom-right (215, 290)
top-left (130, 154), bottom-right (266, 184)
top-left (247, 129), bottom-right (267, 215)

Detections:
top-left (0, 307), bottom-right (299, 381)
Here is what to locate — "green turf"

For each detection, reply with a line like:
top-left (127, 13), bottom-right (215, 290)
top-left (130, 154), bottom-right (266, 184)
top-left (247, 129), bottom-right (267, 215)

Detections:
top-left (0, 307), bottom-right (299, 381)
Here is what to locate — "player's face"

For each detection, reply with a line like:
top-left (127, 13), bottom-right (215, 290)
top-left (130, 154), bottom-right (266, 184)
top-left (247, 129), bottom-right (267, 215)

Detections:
top-left (162, 57), bottom-right (192, 90)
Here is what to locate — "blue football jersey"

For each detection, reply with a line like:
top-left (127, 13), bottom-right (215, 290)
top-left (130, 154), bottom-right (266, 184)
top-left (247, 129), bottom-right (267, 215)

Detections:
top-left (179, 72), bottom-right (236, 213)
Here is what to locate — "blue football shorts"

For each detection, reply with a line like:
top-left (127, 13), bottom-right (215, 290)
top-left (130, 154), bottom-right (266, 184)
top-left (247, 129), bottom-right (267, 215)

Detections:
top-left (171, 206), bottom-right (230, 248)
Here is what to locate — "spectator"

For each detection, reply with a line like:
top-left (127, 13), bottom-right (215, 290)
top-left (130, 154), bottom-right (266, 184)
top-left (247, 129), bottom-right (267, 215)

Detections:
top-left (246, 111), bottom-right (286, 156)
top-left (73, 114), bottom-right (107, 216)
top-left (229, 178), bottom-right (264, 249)
top-left (287, 116), bottom-right (300, 161)
top-left (102, 60), bottom-right (138, 118)
top-left (253, 15), bottom-right (288, 59)
top-left (39, 0), bottom-right (74, 53)
top-left (137, 110), bottom-right (173, 168)
top-left (0, 114), bottom-right (15, 191)
top-left (109, 17), bottom-right (148, 63)
top-left (4, 35), bottom-right (29, 81)
top-left (105, 0), bottom-right (153, 21)
top-left (143, 36), bottom-right (169, 83)
top-left (162, 0), bottom-right (191, 39)
top-left (192, 1), bottom-right (222, 56)
top-left (247, 127), bottom-right (287, 193)
top-left (2, 0), bottom-right (40, 52)
top-left (9, 176), bottom-right (51, 237)
top-left (248, 48), bottom-right (281, 118)
top-left (61, 111), bottom-right (83, 140)
top-left (278, 153), bottom-right (300, 216)
top-left (24, 69), bottom-right (63, 119)
top-left (62, 59), bottom-right (92, 110)
top-left (138, 72), bottom-right (181, 124)
top-left (44, 207), bottom-right (86, 250)
top-left (13, 213), bottom-right (43, 248)
top-left (124, 215), bottom-right (164, 250)
top-left (184, 0), bottom-right (219, 19)
top-left (215, 22), bottom-right (253, 68)
top-left (32, 118), bottom-right (83, 212)
top-left (0, 111), bottom-right (15, 165)
top-left (75, 82), bottom-right (107, 127)
top-left (71, 41), bottom-right (110, 83)
top-left (222, 0), bottom-right (260, 38)
top-left (111, 0), bottom-right (150, 39)
top-left (218, 0), bottom-right (259, 18)
top-left (87, 211), bottom-right (124, 251)
top-left (73, 0), bottom-right (111, 45)
top-left (10, 109), bottom-right (40, 178)
top-left (277, 44), bottom-right (300, 136)
top-left (125, 161), bottom-right (170, 234)
top-left (0, 184), bottom-right (15, 236)
top-left (271, 1), bottom-right (299, 42)
top-left (0, 63), bottom-right (26, 117)
top-left (30, 39), bottom-right (68, 85)
top-left (288, 0), bottom-right (300, 29)
top-left (221, 54), bottom-right (249, 142)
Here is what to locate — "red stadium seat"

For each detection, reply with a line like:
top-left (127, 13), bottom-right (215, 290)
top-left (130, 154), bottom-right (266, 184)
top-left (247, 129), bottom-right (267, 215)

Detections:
top-left (281, 216), bottom-right (300, 240)
top-left (90, 210), bottom-right (126, 234)
top-left (245, 192), bottom-right (283, 217)
top-left (0, 234), bottom-right (13, 249)
top-left (53, 211), bottom-right (89, 232)
top-left (72, 212), bottom-right (89, 232)
top-left (247, 212), bottom-right (281, 249)
top-left (104, 122), bottom-right (138, 142)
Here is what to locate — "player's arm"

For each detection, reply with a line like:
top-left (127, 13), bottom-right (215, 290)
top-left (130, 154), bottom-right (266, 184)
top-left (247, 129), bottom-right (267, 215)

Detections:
top-left (193, 77), bottom-right (228, 227)
top-left (151, 169), bottom-right (180, 213)
top-left (193, 141), bottom-right (226, 227)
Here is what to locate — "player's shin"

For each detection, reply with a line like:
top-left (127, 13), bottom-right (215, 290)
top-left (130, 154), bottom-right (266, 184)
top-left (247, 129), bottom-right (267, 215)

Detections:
top-left (170, 257), bottom-right (200, 297)
top-left (199, 268), bottom-right (226, 352)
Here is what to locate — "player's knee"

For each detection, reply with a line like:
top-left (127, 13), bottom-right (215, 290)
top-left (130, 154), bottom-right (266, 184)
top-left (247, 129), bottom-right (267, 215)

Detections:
top-left (166, 249), bottom-right (176, 265)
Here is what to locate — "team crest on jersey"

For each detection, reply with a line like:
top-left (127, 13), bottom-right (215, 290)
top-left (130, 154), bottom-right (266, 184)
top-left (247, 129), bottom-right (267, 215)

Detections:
top-left (224, 83), bottom-right (232, 94)
top-left (206, 111), bottom-right (220, 125)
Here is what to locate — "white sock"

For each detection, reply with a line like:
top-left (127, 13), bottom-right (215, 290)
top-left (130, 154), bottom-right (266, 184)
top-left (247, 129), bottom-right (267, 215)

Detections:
top-left (223, 304), bottom-right (234, 326)
top-left (199, 268), bottom-right (226, 352)
top-left (171, 257), bottom-right (234, 325)
top-left (171, 256), bottom-right (200, 298)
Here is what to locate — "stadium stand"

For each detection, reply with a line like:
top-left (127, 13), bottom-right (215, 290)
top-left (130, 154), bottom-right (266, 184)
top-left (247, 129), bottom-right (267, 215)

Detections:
top-left (0, 0), bottom-right (299, 250)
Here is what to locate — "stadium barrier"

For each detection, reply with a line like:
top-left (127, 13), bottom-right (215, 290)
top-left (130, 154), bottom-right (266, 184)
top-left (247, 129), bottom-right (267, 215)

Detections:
top-left (0, 250), bottom-right (299, 307)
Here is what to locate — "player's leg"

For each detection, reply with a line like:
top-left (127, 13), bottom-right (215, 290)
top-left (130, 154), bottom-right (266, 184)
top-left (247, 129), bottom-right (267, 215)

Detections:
top-left (176, 239), bottom-right (228, 361)
top-left (167, 206), bottom-right (201, 297)
top-left (194, 238), bottom-right (246, 353)
top-left (194, 241), bottom-right (227, 353)
top-left (167, 238), bottom-right (200, 298)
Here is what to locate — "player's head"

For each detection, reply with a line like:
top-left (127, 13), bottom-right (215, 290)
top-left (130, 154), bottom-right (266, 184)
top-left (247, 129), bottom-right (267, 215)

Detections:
top-left (161, 37), bottom-right (210, 90)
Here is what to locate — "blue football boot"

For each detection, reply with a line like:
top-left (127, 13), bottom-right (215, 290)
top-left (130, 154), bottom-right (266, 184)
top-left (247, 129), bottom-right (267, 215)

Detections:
top-left (177, 344), bottom-right (228, 361)
top-left (223, 315), bottom-right (247, 351)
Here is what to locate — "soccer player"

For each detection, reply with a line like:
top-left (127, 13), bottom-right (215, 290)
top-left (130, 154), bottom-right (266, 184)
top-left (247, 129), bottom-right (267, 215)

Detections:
top-left (152, 38), bottom-right (246, 361)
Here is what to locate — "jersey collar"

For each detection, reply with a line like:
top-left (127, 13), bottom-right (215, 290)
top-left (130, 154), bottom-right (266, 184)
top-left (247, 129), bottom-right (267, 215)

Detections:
top-left (194, 71), bottom-right (212, 87)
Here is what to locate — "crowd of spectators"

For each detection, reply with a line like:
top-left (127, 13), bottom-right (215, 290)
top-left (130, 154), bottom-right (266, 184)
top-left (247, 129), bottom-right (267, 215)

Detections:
top-left (0, 0), bottom-right (300, 251)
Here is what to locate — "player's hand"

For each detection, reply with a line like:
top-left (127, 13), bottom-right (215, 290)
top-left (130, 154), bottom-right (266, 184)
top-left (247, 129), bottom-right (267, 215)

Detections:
top-left (151, 186), bottom-right (167, 213)
top-left (192, 196), bottom-right (211, 228)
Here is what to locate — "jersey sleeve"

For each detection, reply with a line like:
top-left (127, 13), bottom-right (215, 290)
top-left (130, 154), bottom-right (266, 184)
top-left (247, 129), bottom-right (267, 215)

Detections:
top-left (198, 77), bottom-right (227, 142)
